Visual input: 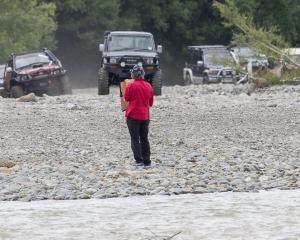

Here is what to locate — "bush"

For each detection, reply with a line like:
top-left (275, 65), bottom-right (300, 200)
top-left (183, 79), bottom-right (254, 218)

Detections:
top-left (281, 67), bottom-right (300, 84)
top-left (254, 70), bottom-right (281, 86)
top-left (253, 67), bottom-right (300, 86)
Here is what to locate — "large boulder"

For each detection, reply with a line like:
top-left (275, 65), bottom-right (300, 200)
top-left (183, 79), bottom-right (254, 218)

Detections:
top-left (16, 93), bottom-right (37, 102)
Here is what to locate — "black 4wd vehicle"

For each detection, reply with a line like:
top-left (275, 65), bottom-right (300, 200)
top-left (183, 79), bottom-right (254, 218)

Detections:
top-left (4, 49), bottom-right (72, 98)
top-left (183, 45), bottom-right (239, 85)
top-left (98, 31), bottom-right (162, 95)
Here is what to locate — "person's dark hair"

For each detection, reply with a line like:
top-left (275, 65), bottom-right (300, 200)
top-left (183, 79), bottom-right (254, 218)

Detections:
top-left (130, 64), bottom-right (145, 78)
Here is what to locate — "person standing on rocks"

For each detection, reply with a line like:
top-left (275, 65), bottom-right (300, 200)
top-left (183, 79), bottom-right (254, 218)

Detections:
top-left (124, 64), bottom-right (154, 167)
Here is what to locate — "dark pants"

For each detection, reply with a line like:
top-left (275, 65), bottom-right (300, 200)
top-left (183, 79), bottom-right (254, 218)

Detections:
top-left (126, 117), bottom-right (151, 165)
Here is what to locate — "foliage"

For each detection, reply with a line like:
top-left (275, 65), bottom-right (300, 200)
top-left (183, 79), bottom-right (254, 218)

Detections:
top-left (54, 0), bottom-right (120, 47)
top-left (254, 70), bottom-right (281, 85)
top-left (213, 0), bottom-right (288, 59)
top-left (282, 67), bottom-right (300, 82)
top-left (0, 0), bottom-right (56, 62)
top-left (118, 0), bottom-right (232, 62)
top-left (3, 0), bottom-right (300, 84)
top-left (252, 0), bottom-right (300, 45)
top-left (254, 68), bottom-right (300, 85)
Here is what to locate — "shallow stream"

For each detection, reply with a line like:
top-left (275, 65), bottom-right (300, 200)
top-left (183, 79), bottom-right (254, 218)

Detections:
top-left (0, 190), bottom-right (299, 240)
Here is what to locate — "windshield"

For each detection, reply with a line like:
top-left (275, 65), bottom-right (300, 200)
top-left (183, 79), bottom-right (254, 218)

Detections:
top-left (15, 52), bottom-right (52, 69)
top-left (204, 50), bottom-right (233, 65)
top-left (108, 35), bottom-right (154, 51)
top-left (234, 47), bottom-right (256, 58)
top-left (291, 55), bottom-right (300, 62)
top-left (0, 66), bottom-right (5, 77)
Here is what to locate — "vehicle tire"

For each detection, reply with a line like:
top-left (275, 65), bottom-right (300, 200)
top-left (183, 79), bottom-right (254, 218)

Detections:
top-left (0, 90), bottom-right (9, 98)
top-left (152, 69), bottom-right (162, 96)
top-left (10, 85), bottom-right (24, 98)
top-left (184, 72), bottom-right (192, 85)
top-left (98, 68), bottom-right (109, 95)
top-left (203, 75), bottom-right (209, 84)
top-left (60, 75), bottom-right (72, 95)
top-left (47, 81), bottom-right (60, 96)
top-left (232, 77), bottom-right (238, 85)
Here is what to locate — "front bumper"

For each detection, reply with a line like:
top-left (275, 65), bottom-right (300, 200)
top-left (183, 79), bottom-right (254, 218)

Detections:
top-left (251, 62), bottom-right (268, 69)
top-left (208, 74), bottom-right (238, 83)
top-left (17, 74), bottom-right (64, 92)
top-left (104, 64), bottom-right (159, 79)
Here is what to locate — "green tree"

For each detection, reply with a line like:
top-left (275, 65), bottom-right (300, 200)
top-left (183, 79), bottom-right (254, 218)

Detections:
top-left (0, 0), bottom-right (56, 62)
top-left (235, 0), bottom-right (300, 45)
top-left (253, 0), bottom-right (300, 45)
top-left (213, 0), bottom-right (290, 61)
top-left (54, 0), bottom-right (120, 49)
top-left (119, 0), bottom-right (231, 62)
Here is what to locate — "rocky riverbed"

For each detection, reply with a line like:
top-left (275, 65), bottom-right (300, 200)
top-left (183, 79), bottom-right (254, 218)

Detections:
top-left (0, 84), bottom-right (299, 201)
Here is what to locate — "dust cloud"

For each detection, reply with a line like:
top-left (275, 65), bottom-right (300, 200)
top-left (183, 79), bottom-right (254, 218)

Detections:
top-left (55, 46), bottom-right (184, 89)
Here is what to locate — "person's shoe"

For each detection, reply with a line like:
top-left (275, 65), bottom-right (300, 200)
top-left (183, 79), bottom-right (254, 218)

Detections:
top-left (143, 163), bottom-right (151, 169)
top-left (130, 162), bottom-right (144, 167)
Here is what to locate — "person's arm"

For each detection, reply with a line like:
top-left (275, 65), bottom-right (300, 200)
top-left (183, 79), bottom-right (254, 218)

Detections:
top-left (124, 84), bottom-right (131, 102)
top-left (149, 89), bottom-right (154, 107)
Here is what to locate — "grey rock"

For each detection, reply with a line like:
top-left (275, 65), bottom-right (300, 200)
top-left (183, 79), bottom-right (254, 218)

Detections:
top-left (1, 85), bottom-right (300, 200)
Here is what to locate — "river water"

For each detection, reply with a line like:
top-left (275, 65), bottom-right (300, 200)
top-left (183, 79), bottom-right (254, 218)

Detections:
top-left (0, 190), bottom-right (299, 240)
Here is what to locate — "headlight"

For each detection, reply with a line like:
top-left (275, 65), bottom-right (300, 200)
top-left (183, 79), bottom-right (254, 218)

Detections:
top-left (110, 57), bottom-right (118, 64)
top-left (20, 75), bottom-right (28, 81)
top-left (143, 58), bottom-right (153, 64)
top-left (138, 62), bottom-right (143, 67)
top-left (208, 69), bottom-right (219, 75)
top-left (53, 69), bottom-right (60, 75)
top-left (120, 62), bottom-right (126, 67)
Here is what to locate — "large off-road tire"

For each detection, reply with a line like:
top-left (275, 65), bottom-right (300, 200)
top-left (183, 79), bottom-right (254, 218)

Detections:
top-left (203, 75), bottom-right (209, 84)
top-left (47, 81), bottom-right (60, 96)
top-left (183, 72), bottom-right (192, 86)
top-left (98, 68), bottom-right (109, 95)
top-left (60, 75), bottom-right (72, 95)
top-left (152, 69), bottom-right (162, 96)
top-left (0, 90), bottom-right (9, 98)
top-left (10, 85), bottom-right (24, 98)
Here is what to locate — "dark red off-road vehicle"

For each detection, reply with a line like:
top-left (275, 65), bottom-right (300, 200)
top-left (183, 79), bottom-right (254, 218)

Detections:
top-left (4, 49), bottom-right (72, 98)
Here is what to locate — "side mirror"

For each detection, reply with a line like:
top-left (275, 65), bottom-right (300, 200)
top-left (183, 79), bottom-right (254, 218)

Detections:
top-left (197, 61), bottom-right (204, 66)
top-left (157, 45), bottom-right (162, 54)
top-left (99, 44), bottom-right (104, 52)
top-left (6, 67), bottom-right (12, 73)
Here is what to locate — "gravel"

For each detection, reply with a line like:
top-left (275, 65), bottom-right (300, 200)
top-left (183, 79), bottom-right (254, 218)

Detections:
top-left (0, 83), bottom-right (299, 201)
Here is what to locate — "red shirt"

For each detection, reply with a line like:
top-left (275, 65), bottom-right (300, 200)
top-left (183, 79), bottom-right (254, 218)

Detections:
top-left (124, 78), bottom-right (154, 120)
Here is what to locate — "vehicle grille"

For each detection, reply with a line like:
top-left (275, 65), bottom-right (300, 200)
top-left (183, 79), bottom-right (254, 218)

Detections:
top-left (223, 70), bottom-right (232, 76)
top-left (123, 57), bottom-right (141, 64)
top-left (210, 70), bottom-right (220, 75)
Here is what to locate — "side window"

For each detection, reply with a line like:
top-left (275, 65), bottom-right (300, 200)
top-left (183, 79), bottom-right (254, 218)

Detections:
top-left (187, 50), bottom-right (193, 64)
top-left (194, 50), bottom-right (203, 62)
